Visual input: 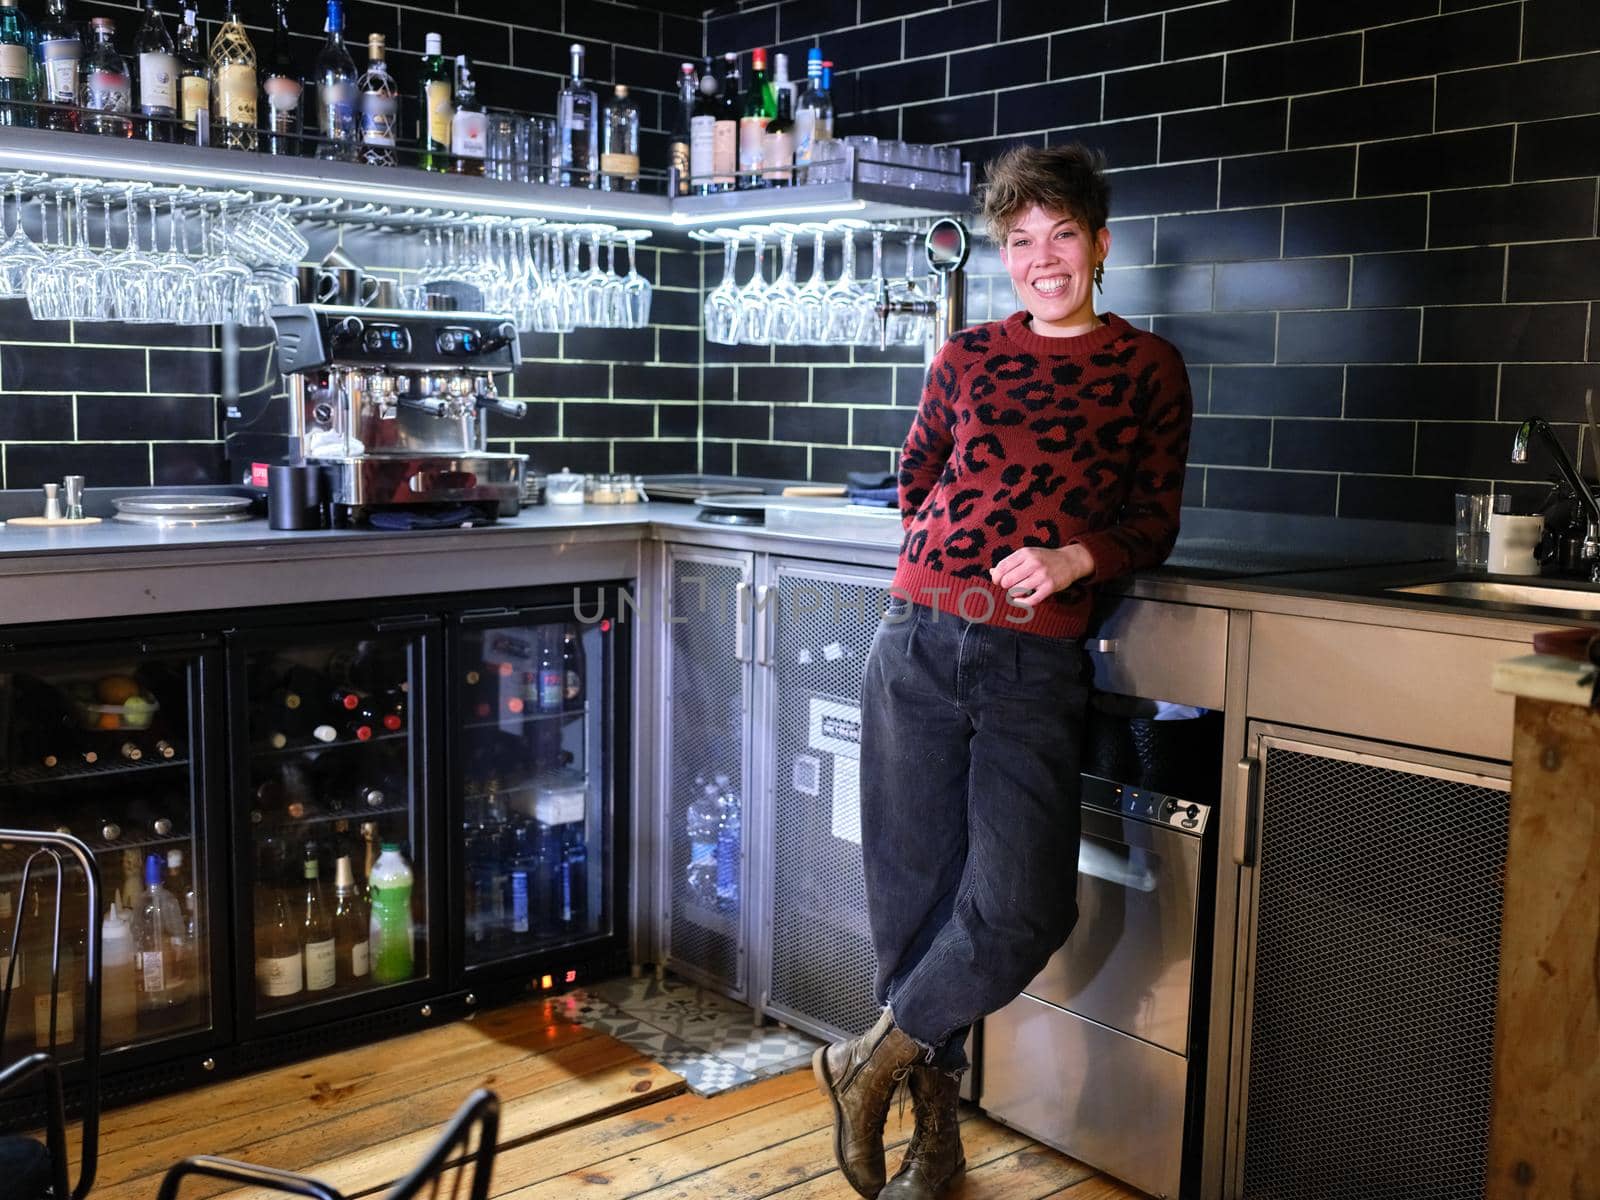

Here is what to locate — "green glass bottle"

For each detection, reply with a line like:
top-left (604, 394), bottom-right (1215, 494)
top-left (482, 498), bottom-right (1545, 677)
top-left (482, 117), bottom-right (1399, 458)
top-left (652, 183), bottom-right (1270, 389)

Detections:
top-left (0, 0), bottom-right (38, 129)
top-left (417, 31), bottom-right (450, 171)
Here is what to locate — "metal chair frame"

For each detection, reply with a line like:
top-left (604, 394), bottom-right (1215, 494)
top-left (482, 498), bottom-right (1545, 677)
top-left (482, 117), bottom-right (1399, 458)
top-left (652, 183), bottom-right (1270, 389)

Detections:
top-left (156, 1088), bottom-right (501, 1200)
top-left (0, 830), bottom-right (103, 1200)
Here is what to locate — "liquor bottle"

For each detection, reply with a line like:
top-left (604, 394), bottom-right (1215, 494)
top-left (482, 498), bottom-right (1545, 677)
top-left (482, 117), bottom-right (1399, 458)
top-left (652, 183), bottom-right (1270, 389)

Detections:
top-left (209, 0), bottom-right (257, 151)
top-left (762, 85), bottom-right (795, 186)
top-left (301, 854), bottom-right (336, 992)
top-left (712, 52), bottom-right (738, 190)
top-left (256, 880), bottom-right (303, 1002)
top-left (600, 83), bottom-right (639, 193)
top-left (687, 59), bottom-right (716, 197)
top-left (134, 0), bottom-right (177, 142)
top-left (417, 32), bottom-right (450, 171)
top-left (0, 0), bottom-right (35, 129)
top-left (767, 51), bottom-right (792, 116)
top-left (561, 626), bottom-right (585, 709)
top-left (448, 54), bottom-right (484, 175)
top-left (37, 0), bottom-right (81, 133)
top-left (131, 854), bottom-right (182, 1023)
top-left (331, 855), bottom-right (369, 985)
top-left (556, 42), bottom-right (596, 189)
top-left (314, 0), bottom-right (356, 161)
top-left (738, 48), bottom-right (772, 190)
top-left (356, 32), bottom-right (396, 166)
top-left (261, 0), bottom-right (302, 157)
top-left (175, 5), bottom-right (209, 146)
top-left (669, 62), bottom-right (695, 196)
top-left (536, 633), bottom-right (563, 715)
top-left (82, 17), bottom-right (133, 138)
top-left (794, 47), bottom-right (830, 180)
top-left (100, 900), bottom-right (138, 1045)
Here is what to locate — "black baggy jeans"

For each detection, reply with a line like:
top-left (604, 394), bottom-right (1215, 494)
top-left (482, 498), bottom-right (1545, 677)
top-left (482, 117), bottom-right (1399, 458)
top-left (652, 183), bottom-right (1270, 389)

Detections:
top-left (859, 596), bottom-right (1089, 1071)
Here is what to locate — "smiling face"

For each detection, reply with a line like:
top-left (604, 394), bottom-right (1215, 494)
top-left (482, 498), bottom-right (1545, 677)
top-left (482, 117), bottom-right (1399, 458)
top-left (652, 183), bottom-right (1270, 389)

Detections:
top-left (999, 205), bottom-right (1112, 337)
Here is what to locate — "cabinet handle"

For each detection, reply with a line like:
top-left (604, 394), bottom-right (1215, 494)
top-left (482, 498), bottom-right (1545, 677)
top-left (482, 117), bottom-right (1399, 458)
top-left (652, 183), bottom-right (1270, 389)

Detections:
top-left (459, 607), bottom-right (520, 626)
top-left (371, 615), bottom-right (435, 633)
top-left (1233, 758), bottom-right (1259, 867)
top-left (734, 583), bottom-right (752, 662)
top-left (754, 585), bottom-right (773, 666)
top-left (1086, 638), bottom-right (1119, 653)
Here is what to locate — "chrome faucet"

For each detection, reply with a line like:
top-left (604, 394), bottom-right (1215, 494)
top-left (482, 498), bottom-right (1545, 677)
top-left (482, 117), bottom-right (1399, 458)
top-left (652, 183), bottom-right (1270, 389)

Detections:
top-left (1512, 417), bottom-right (1600, 581)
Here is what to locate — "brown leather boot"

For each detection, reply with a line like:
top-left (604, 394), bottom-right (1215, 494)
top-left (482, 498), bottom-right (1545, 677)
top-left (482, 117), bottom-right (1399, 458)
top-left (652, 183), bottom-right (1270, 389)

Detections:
top-left (813, 1008), bottom-right (923, 1198)
top-left (879, 1063), bottom-right (966, 1199)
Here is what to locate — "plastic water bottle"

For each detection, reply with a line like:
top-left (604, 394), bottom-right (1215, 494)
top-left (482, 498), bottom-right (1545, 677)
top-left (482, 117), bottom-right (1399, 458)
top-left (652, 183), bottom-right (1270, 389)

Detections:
top-left (100, 900), bottom-right (138, 1045)
top-left (368, 843), bottom-right (415, 984)
top-left (713, 773), bottom-right (740, 908)
top-left (685, 784), bottom-right (720, 907)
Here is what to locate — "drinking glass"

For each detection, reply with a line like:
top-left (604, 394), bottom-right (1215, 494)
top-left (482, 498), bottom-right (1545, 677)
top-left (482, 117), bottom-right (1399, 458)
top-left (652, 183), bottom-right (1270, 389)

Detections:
top-left (486, 114), bottom-right (521, 182)
top-left (734, 227), bottom-right (770, 346)
top-left (846, 135), bottom-right (880, 184)
top-left (697, 228), bottom-right (741, 345)
top-left (599, 229), bottom-right (628, 328)
top-left (824, 220), bottom-right (868, 344)
top-left (577, 225), bottom-right (610, 327)
top-left (615, 229), bottom-right (652, 329)
top-left (854, 228), bottom-right (888, 347)
top-left (527, 117), bottom-right (555, 185)
top-left (0, 178), bottom-right (46, 297)
top-left (155, 198), bottom-right (202, 326)
top-left (889, 231), bottom-right (927, 346)
top-left (794, 223), bottom-right (831, 345)
top-left (764, 222), bottom-right (803, 345)
top-left (1455, 492), bottom-right (1492, 572)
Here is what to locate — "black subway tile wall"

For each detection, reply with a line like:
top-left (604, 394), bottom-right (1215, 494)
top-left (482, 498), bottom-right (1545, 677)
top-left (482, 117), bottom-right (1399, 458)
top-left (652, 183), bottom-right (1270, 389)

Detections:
top-left (2, 0), bottom-right (1596, 519)
top-left (706, 0), bottom-right (1600, 517)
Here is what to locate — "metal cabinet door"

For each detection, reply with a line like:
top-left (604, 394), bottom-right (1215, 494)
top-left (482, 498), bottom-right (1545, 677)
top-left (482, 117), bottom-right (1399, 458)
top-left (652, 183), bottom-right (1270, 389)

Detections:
top-left (657, 546), bottom-right (755, 999)
top-left (755, 557), bottom-right (892, 1041)
top-left (1225, 724), bottom-right (1510, 1200)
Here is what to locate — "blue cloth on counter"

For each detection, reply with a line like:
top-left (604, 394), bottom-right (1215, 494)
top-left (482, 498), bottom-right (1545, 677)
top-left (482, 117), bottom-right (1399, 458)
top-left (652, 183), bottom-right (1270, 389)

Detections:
top-left (366, 505), bottom-right (492, 530)
top-left (846, 485), bottom-right (900, 507)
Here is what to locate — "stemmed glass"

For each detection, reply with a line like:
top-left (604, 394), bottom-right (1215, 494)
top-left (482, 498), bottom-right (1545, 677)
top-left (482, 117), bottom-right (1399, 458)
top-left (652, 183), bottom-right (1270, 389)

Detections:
top-left (889, 231), bottom-right (928, 346)
top-left (614, 229), bottom-right (652, 329)
top-left (764, 222), bottom-right (804, 345)
top-left (696, 228), bottom-right (741, 345)
top-left (734, 226), bottom-right (770, 346)
top-left (599, 229), bottom-right (628, 328)
top-left (854, 228), bottom-right (888, 347)
top-left (825, 219), bottom-right (869, 344)
top-left (0, 177), bottom-right (47, 298)
top-left (577, 225), bottom-right (609, 327)
top-left (794, 223), bottom-right (832, 345)
top-left (202, 200), bottom-right (252, 323)
top-left (154, 197), bottom-right (201, 326)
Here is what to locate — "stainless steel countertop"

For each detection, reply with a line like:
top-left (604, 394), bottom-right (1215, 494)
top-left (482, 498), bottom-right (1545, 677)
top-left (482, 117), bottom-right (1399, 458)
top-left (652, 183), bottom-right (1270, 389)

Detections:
top-left (0, 501), bottom-right (1594, 639)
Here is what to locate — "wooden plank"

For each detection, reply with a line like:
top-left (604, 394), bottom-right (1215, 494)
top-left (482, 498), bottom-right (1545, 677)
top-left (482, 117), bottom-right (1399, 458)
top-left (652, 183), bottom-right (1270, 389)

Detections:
top-left (1039, 1172), bottom-right (1150, 1199)
top-left (1485, 696), bottom-right (1600, 1200)
top-left (94, 1026), bottom-right (654, 1200)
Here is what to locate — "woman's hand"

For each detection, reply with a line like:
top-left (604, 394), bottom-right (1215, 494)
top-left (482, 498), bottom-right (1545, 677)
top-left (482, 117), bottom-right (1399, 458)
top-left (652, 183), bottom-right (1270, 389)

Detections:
top-left (989, 545), bottom-right (1096, 606)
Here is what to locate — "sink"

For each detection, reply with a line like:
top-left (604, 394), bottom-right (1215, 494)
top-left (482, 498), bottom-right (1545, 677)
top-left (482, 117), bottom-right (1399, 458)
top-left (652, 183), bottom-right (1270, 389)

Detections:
top-left (1386, 579), bottom-right (1600, 613)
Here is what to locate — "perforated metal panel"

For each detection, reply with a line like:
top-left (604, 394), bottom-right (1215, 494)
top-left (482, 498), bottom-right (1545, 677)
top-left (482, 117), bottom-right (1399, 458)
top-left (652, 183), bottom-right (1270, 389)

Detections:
top-left (662, 552), bottom-right (749, 994)
top-left (1241, 739), bottom-right (1508, 1200)
top-left (766, 565), bottom-right (888, 1040)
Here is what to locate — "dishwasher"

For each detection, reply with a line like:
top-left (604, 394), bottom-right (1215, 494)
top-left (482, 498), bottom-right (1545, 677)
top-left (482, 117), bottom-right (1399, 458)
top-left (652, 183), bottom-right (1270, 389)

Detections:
top-left (978, 597), bottom-right (1228, 1200)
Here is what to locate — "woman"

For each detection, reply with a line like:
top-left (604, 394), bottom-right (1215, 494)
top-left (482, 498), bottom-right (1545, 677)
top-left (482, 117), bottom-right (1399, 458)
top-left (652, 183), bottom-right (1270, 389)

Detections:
top-left (813, 143), bottom-right (1194, 1200)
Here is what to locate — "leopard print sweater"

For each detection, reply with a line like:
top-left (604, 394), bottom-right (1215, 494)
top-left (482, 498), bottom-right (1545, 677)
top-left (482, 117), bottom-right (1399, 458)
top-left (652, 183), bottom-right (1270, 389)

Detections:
top-left (893, 310), bottom-right (1193, 639)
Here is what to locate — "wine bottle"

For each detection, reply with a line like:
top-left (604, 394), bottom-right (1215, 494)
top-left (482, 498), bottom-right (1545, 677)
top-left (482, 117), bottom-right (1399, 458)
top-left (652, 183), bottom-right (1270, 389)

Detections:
top-left (332, 855), bottom-right (369, 985)
top-left (670, 62), bottom-right (695, 196)
top-left (556, 43), bottom-right (596, 188)
top-left (314, 0), bottom-right (357, 162)
top-left (713, 52), bottom-right (739, 191)
top-left (0, 0), bottom-right (36, 129)
top-left (154, 738), bottom-right (178, 760)
top-left (357, 33), bottom-right (397, 166)
top-left (301, 855), bottom-right (336, 992)
top-left (37, 0), bottom-right (81, 133)
top-left (209, 0), bottom-right (257, 151)
top-left (762, 75), bottom-right (795, 185)
top-left (448, 54), bottom-right (484, 176)
top-left (261, 0), bottom-right (302, 157)
top-left (380, 686), bottom-right (405, 732)
top-left (329, 686), bottom-right (361, 712)
top-left (134, 0), bottom-right (177, 142)
top-left (794, 47), bottom-right (830, 180)
top-left (82, 17), bottom-right (133, 138)
top-left (175, 4), bottom-right (208, 145)
top-left (738, 48), bottom-right (771, 190)
top-left (119, 739), bottom-right (144, 762)
top-left (600, 84), bottom-right (639, 193)
top-left (688, 59), bottom-right (716, 197)
top-left (256, 883), bottom-right (303, 1003)
top-left (417, 32), bottom-right (450, 172)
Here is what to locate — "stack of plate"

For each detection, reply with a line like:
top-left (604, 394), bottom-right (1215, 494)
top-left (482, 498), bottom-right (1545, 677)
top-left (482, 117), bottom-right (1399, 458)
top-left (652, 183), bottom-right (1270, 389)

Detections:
top-left (113, 494), bottom-right (255, 527)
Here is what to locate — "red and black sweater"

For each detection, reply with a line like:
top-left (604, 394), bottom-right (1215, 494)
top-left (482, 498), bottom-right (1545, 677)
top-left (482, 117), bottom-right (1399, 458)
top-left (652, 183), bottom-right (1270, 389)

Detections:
top-left (894, 311), bottom-right (1193, 639)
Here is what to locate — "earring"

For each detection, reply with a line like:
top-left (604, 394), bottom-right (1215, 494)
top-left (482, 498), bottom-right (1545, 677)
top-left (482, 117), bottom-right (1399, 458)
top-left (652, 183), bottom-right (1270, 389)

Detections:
top-left (1093, 260), bottom-right (1105, 294)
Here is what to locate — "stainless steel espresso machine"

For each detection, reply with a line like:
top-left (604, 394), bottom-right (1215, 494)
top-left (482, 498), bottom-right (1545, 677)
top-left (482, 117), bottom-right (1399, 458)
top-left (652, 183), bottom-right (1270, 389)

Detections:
top-left (267, 304), bottom-right (529, 521)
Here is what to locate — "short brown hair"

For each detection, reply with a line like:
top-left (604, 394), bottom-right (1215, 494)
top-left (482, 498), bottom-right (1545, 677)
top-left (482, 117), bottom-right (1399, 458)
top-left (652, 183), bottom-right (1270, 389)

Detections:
top-left (980, 143), bottom-right (1111, 244)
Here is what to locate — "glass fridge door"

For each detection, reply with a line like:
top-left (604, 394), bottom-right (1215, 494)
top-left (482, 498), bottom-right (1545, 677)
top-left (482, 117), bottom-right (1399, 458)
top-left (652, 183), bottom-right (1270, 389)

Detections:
top-left (0, 638), bottom-right (220, 1063)
top-left (230, 619), bottom-right (437, 1026)
top-left (455, 607), bottom-right (618, 972)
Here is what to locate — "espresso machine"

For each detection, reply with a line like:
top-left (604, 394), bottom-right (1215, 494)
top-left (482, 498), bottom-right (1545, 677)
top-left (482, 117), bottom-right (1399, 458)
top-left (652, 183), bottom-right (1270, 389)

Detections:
top-left (267, 304), bottom-right (530, 521)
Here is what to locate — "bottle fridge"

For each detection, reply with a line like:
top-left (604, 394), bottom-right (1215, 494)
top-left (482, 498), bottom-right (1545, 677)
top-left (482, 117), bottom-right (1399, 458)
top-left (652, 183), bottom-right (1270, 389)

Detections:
top-left (226, 613), bottom-right (443, 1036)
top-left (447, 590), bottom-right (630, 993)
top-left (0, 624), bottom-right (227, 1083)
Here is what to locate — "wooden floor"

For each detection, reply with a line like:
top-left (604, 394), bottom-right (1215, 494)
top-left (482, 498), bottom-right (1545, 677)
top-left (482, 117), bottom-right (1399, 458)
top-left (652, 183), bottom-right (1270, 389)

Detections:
top-left (79, 996), bottom-right (1145, 1200)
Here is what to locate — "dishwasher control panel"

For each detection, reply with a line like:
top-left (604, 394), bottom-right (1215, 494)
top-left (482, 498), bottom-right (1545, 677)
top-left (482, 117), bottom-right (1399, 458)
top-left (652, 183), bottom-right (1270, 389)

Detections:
top-left (1081, 773), bottom-right (1210, 835)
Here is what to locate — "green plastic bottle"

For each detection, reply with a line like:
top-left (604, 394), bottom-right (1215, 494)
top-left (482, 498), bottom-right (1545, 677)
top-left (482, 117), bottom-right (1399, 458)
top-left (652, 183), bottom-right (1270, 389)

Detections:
top-left (368, 843), bottom-right (415, 984)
